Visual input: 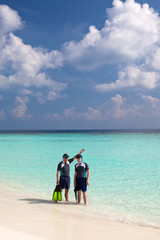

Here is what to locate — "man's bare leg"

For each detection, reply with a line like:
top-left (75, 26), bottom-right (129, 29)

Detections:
top-left (83, 191), bottom-right (87, 205)
top-left (78, 190), bottom-right (81, 204)
top-left (65, 189), bottom-right (69, 201)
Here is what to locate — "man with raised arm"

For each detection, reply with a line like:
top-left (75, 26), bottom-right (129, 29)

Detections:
top-left (56, 149), bottom-right (85, 202)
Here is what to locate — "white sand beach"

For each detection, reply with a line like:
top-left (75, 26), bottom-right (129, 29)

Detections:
top-left (0, 186), bottom-right (159, 240)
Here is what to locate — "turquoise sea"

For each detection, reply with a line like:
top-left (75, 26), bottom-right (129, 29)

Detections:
top-left (0, 130), bottom-right (160, 228)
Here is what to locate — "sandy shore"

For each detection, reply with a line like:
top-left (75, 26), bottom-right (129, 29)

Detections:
top-left (0, 185), bottom-right (159, 240)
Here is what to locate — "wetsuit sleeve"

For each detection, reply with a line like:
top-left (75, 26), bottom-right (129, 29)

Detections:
top-left (68, 158), bottom-right (74, 164)
top-left (85, 163), bottom-right (89, 170)
top-left (57, 162), bottom-right (61, 171)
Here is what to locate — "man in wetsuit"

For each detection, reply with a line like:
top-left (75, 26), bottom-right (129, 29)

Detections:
top-left (57, 149), bottom-right (85, 202)
top-left (74, 154), bottom-right (90, 205)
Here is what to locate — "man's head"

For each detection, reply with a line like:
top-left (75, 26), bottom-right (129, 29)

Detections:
top-left (63, 153), bottom-right (69, 162)
top-left (76, 154), bottom-right (82, 163)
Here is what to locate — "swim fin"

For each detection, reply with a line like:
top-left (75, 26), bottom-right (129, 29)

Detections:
top-left (52, 185), bottom-right (62, 202)
top-left (52, 190), bottom-right (58, 201)
top-left (57, 191), bottom-right (62, 201)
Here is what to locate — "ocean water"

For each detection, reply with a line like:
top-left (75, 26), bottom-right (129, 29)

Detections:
top-left (0, 130), bottom-right (160, 228)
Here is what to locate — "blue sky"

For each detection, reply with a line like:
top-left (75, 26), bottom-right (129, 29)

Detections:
top-left (0, 0), bottom-right (160, 129)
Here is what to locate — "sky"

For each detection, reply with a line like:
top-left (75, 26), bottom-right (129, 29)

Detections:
top-left (1, 0), bottom-right (160, 130)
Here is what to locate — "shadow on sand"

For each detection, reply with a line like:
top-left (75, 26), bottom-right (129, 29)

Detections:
top-left (18, 198), bottom-right (77, 205)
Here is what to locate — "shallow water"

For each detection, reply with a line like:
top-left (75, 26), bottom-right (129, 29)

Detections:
top-left (0, 131), bottom-right (160, 228)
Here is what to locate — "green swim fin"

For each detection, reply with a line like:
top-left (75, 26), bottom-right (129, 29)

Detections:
top-left (52, 189), bottom-right (58, 201)
top-left (57, 191), bottom-right (62, 201)
top-left (52, 185), bottom-right (62, 202)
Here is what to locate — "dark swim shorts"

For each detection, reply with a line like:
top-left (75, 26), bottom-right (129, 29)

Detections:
top-left (75, 177), bottom-right (87, 192)
top-left (60, 175), bottom-right (70, 189)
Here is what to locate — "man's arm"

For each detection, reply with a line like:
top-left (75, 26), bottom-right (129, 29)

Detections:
top-left (72, 148), bottom-right (85, 160)
top-left (74, 172), bottom-right (77, 187)
top-left (57, 171), bottom-right (60, 185)
top-left (69, 149), bottom-right (85, 163)
top-left (86, 170), bottom-right (90, 186)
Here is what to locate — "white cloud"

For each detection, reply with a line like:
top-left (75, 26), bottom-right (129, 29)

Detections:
top-left (63, 107), bottom-right (76, 118)
top-left (0, 5), bottom-right (22, 34)
top-left (63, 0), bottom-right (160, 91)
top-left (61, 106), bottom-right (102, 121)
top-left (81, 107), bottom-right (103, 121)
top-left (11, 96), bottom-right (31, 119)
top-left (45, 95), bottom-right (127, 121)
top-left (82, 94), bottom-right (160, 120)
top-left (109, 94), bottom-right (127, 118)
top-left (2, 1), bottom-right (160, 100)
top-left (105, 0), bottom-right (159, 59)
top-left (46, 94), bottom-right (160, 122)
top-left (63, 0), bottom-right (160, 68)
top-left (0, 4), bottom-right (66, 99)
top-left (147, 47), bottom-right (160, 71)
top-left (3, 33), bottom-right (63, 75)
top-left (47, 90), bottom-right (63, 101)
top-left (95, 65), bottom-right (159, 91)
top-left (45, 107), bottom-right (77, 121)
top-left (45, 113), bottom-right (62, 120)
top-left (0, 33), bottom-right (64, 88)
top-left (19, 88), bottom-right (64, 104)
top-left (140, 94), bottom-right (160, 109)
top-left (20, 89), bottom-right (33, 95)
top-left (111, 94), bottom-right (125, 105)
top-left (63, 25), bottom-right (102, 70)
top-left (34, 92), bottom-right (46, 104)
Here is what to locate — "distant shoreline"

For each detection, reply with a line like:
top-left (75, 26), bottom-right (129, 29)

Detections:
top-left (1, 129), bottom-right (160, 134)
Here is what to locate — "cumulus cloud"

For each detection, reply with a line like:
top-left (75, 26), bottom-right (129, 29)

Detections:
top-left (150, 48), bottom-right (160, 70)
top-left (83, 94), bottom-right (160, 119)
top-left (20, 89), bottom-right (33, 95)
top-left (140, 94), bottom-right (160, 109)
top-left (45, 95), bottom-right (128, 121)
top-left (11, 96), bottom-right (31, 118)
top-left (63, 0), bottom-right (160, 91)
top-left (47, 90), bottom-right (64, 101)
top-left (63, 25), bottom-right (102, 70)
top-left (0, 33), bottom-right (65, 89)
top-left (63, 107), bottom-right (76, 118)
top-left (0, 5), bottom-right (22, 34)
top-left (45, 107), bottom-right (77, 120)
top-left (95, 65), bottom-right (159, 91)
top-left (81, 107), bottom-right (103, 121)
top-left (19, 88), bottom-right (64, 104)
top-left (46, 94), bottom-right (160, 121)
top-left (0, 5), bottom-right (66, 99)
top-left (63, 0), bottom-right (160, 67)
top-left (109, 94), bottom-right (127, 118)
